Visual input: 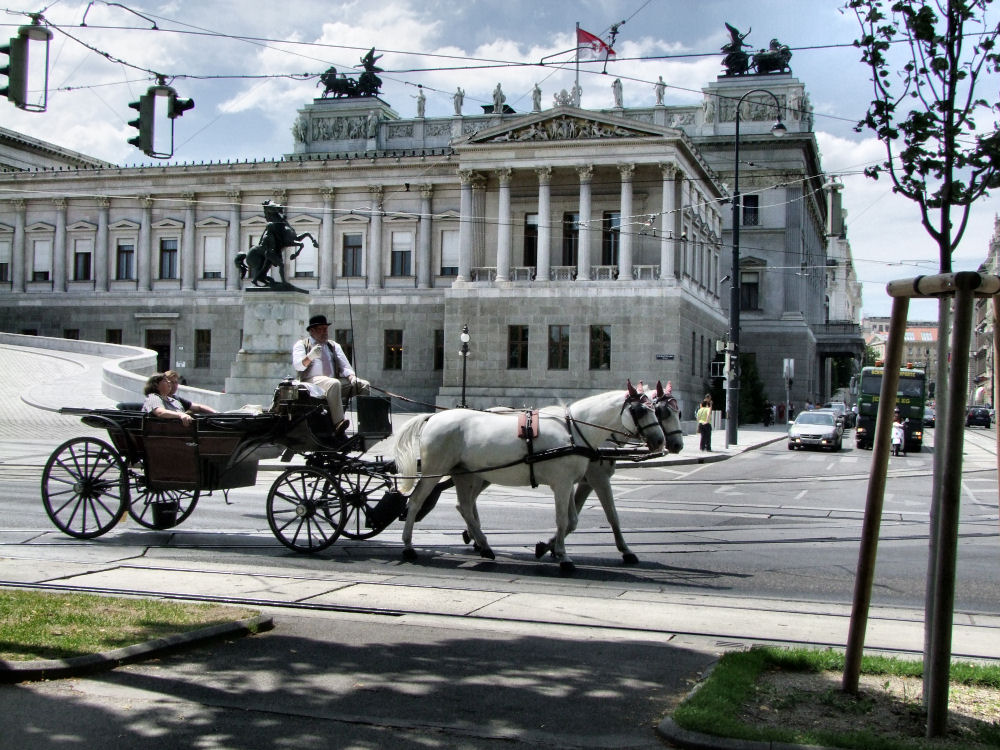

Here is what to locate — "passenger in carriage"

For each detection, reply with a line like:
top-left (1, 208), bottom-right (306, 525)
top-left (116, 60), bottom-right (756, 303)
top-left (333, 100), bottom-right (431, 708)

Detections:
top-left (292, 314), bottom-right (371, 434)
top-left (142, 372), bottom-right (216, 425)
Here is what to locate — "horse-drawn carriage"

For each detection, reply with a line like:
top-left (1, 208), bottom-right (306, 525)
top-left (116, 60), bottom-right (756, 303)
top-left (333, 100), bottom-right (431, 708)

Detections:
top-left (40, 380), bottom-right (682, 571)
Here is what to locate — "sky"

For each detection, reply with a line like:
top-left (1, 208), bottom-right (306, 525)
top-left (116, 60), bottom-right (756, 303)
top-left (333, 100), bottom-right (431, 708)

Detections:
top-left (2, 0), bottom-right (998, 319)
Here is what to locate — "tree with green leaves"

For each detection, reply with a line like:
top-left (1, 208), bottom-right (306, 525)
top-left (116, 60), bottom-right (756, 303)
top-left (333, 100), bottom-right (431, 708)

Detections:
top-left (849, 0), bottom-right (999, 272)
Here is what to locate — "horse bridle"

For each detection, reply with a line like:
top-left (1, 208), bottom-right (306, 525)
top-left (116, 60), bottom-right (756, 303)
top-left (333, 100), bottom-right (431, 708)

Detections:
top-left (620, 393), bottom-right (664, 443)
top-left (652, 394), bottom-right (683, 441)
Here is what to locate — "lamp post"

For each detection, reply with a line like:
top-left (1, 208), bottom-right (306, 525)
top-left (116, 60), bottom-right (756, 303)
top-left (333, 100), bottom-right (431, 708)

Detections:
top-left (728, 88), bottom-right (786, 447)
top-left (459, 324), bottom-right (470, 408)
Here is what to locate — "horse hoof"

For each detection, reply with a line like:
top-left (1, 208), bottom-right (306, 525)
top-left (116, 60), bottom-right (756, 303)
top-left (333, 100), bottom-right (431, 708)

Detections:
top-left (462, 530), bottom-right (472, 545)
top-left (402, 547), bottom-right (418, 562)
top-left (480, 548), bottom-right (496, 561)
top-left (534, 541), bottom-right (548, 559)
top-left (559, 561), bottom-right (576, 575)
top-left (622, 552), bottom-right (639, 565)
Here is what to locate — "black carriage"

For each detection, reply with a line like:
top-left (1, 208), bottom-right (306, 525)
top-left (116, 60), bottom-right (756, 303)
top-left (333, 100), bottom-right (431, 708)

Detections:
top-left (41, 383), bottom-right (407, 554)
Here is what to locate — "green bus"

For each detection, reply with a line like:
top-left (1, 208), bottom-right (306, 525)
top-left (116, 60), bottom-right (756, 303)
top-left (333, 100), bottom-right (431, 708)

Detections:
top-left (854, 365), bottom-right (926, 451)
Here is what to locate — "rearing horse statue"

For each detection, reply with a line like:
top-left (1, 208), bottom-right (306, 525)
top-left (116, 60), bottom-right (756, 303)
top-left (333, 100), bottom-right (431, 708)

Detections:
top-left (234, 201), bottom-right (317, 292)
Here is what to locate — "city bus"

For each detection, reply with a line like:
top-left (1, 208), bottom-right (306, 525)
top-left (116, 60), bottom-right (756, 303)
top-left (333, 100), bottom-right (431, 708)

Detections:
top-left (854, 364), bottom-right (926, 451)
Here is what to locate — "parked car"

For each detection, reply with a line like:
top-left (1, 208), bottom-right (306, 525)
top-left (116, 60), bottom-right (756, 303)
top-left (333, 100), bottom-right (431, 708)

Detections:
top-left (923, 406), bottom-right (936, 427)
top-left (966, 406), bottom-right (991, 428)
top-left (788, 411), bottom-right (842, 451)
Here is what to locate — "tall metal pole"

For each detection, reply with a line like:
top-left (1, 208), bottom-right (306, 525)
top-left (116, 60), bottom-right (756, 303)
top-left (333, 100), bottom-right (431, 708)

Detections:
top-left (727, 89), bottom-right (785, 447)
top-left (459, 324), bottom-right (470, 408)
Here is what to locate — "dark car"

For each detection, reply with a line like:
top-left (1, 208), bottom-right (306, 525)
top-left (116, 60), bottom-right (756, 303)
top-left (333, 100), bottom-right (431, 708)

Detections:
top-left (966, 407), bottom-right (991, 428)
top-left (923, 406), bottom-right (936, 427)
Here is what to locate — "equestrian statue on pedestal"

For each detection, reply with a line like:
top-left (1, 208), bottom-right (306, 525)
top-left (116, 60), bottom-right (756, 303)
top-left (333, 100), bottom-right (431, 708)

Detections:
top-left (235, 200), bottom-right (317, 292)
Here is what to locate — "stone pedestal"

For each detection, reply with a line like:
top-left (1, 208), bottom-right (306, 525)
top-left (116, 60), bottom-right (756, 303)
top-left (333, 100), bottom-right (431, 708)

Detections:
top-left (222, 290), bottom-right (311, 409)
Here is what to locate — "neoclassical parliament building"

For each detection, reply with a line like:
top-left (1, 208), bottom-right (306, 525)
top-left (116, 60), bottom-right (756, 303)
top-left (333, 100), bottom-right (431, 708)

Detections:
top-left (0, 68), bottom-right (863, 413)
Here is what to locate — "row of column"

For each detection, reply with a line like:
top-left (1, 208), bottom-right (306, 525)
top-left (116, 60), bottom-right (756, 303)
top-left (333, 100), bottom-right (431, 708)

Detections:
top-left (456, 162), bottom-right (691, 283)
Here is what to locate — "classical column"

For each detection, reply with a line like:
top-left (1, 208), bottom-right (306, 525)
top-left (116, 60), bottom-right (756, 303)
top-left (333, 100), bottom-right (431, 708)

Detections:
top-left (417, 184), bottom-right (433, 288)
top-left (660, 163), bottom-right (678, 280)
top-left (536, 166), bottom-right (552, 281)
top-left (319, 188), bottom-right (335, 290)
top-left (457, 170), bottom-right (474, 282)
top-left (472, 175), bottom-right (487, 270)
top-left (618, 164), bottom-right (634, 280)
top-left (576, 165), bottom-right (593, 281)
top-left (12, 199), bottom-right (25, 292)
top-left (367, 185), bottom-right (383, 289)
top-left (227, 190), bottom-right (242, 290)
top-left (495, 169), bottom-right (512, 282)
top-left (181, 193), bottom-right (196, 290)
top-left (95, 197), bottom-right (109, 291)
top-left (138, 195), bottom-right (153, 291)
top-left (53, 198), bottom-right (66, 292)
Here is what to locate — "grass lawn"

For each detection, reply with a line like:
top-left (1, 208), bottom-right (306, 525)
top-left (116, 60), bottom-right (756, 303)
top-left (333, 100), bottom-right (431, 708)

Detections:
top-left (0, 588), bottom-right (262, 662)
top-left (671, 646), bottom-right (1000, 750)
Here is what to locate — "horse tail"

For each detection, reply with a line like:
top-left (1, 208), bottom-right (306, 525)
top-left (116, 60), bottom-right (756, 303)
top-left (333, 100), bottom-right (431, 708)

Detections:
top-left (234, 253), bottom-right (248, 279)
top-left (394, 414), bottom-right (432, 493)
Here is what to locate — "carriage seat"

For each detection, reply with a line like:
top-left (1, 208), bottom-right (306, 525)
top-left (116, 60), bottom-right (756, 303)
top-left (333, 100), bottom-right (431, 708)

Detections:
top-left (117, 401), bottom-right (144, 411)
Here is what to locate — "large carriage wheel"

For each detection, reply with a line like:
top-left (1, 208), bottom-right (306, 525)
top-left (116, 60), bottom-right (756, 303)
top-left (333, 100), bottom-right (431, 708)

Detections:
top-left (127, 476), bottom-right (200, 530)
top-left (41, 437), bottom-right (128, 539)
top-left (336, 463), bottom-right (400, 540)
top-left (267, 467), bottom-right (345, 552)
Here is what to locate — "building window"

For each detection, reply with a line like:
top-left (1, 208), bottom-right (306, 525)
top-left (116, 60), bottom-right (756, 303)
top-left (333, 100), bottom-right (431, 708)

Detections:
top-left (32, 239), bottom-right (51, 281)
top-left (523, 213), bottom-right (538, 267)
top-left (691, 331), bottom-right (696, 375)
top-left (0, 238), bottom-right (10, 282)
top-left (434, 329), bottom-right (444, 370)
top-left (740, 270), bottom-right (760, 310)
top-left (105, 329), bottom-right (123, 345)
top-left (335, 329), bottom-right (354, 366)
top-left (202, 236), bottom-right (224, 279)
top-left (440, 229), bottom-right (458, 275)
top-left (342, 233), bottom-right (363, 277)
top-left (508, 325), bottom-right (529, 369)
top-left (293, 242), bottom-right (316, 277)
top-left (390, 231), bottom-right (413, 276)
top-left (742, 195), bottom-right (760, 226)
top-left (159, 238), bottom-right (178, 279)
top-left (73, 239), bottom-right (92, 281)
top-left (384, 329), bottom-right (403, 370)
top-left (548, 324), bottom-right (569, 370)
top-left (63, 329), bottom-right (80, 340)
top-left (602, 211), bottom-right (620, 266)
top-left (561, 212), bottom-right (579, 267)
top-left (589, 325), bottom-right (611, 370)
top-left (195, 329), bottom-right (211, 368)
top-left (116, 241), bottom-right (135, 280)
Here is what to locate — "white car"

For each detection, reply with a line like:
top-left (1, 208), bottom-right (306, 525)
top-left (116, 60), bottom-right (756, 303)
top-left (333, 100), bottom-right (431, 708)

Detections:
top-left (788, 411), bottom-right (842, 451)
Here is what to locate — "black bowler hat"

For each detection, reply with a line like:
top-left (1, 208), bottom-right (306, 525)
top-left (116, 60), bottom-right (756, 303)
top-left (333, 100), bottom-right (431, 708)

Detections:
top-left (307, 314), bottom-right (331, 330)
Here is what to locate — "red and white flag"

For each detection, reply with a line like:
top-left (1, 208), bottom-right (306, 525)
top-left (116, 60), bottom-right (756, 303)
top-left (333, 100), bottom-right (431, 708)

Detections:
top-left (577, 27), bottom-right (615, 60)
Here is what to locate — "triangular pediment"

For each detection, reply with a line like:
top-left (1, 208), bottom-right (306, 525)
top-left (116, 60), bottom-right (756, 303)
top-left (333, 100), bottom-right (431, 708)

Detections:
top-left (460, 107), bottom-right (673, 145)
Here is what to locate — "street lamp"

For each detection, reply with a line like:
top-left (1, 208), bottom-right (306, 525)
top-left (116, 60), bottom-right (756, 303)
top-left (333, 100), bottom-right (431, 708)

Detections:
top-left (727, 88), bottom-right (786, 447)
top-left (459, 324), bottom-right (471, 408)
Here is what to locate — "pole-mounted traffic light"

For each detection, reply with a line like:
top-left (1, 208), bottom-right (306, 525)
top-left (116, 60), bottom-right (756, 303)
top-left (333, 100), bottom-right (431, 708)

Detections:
top-left (168, 92), bottom-right (194, 119)
top-left (1, 19), bottom-right (53, 111)
top-left (126, 92), bottom-right (155, 155)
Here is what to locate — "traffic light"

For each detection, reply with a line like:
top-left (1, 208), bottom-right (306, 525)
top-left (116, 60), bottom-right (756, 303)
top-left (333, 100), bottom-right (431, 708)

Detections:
top-left (0, 36), bottom-right (27, 107)
top-left (168, 92), bottom-right (194, 119)
top-left (127, 93), bottom-right (154, 155)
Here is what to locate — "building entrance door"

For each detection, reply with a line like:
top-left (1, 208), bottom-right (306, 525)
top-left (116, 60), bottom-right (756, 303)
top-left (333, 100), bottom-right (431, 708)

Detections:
top-left (145, 329), bottom-right (171, 373)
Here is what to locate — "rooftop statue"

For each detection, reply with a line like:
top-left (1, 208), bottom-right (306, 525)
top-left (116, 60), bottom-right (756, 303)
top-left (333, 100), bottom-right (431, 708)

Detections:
top-left (318, 47), bottom-right (384, 98)
top-left (721, 24), bottom-right (792, 76)
top-left (235, 201), bottom-right (316, 292)
top-left (721, 22), bottom-right (752, 76)
top-left (752, 38), bottom-right (792, 74)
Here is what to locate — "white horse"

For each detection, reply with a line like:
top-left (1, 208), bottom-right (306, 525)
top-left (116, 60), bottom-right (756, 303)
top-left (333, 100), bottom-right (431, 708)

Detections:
top-left (533, 380), bottom-right (683, 564)
top-left (394, 383), bottom-right (665, 572)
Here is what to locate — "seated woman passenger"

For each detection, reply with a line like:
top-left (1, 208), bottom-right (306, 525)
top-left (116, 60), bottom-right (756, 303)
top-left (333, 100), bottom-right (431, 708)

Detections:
top-left (142, 372), bottom-right (215, 426)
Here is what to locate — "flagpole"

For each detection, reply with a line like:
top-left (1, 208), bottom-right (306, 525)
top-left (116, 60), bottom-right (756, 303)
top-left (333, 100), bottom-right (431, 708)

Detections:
top-left (575, 21), bottom-right (580, 105)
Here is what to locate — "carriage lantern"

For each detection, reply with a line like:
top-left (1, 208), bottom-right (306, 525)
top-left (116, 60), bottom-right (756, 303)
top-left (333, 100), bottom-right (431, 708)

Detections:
top-left (277, 378), bottom-right (299, 405)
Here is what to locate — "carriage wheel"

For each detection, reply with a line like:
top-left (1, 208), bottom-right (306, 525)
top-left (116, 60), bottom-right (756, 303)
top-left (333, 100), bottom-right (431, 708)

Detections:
top-left (267, 467), bottom-right (345, 552)
top-left (336, 464), bottom-right (397, 540)
top-left (41, 437), bottom-right (128, 539)
top-left (127, 477), bottom-right (200, 530)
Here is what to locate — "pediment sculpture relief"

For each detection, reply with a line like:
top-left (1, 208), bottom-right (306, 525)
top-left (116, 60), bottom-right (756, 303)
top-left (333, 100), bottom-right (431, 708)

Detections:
top-left (485, 115), bottom-right (649, 143)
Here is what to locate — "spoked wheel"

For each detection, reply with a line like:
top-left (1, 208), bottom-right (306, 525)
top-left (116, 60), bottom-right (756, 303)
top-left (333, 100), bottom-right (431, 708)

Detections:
top-left (336, 464), bottom-right (399, 540)
top-left (127, 477), bottom-right (200, 530)
top-left (41, 437), bottom-right (128, 539)
top-left (267, 467), bottom-right (345, 552)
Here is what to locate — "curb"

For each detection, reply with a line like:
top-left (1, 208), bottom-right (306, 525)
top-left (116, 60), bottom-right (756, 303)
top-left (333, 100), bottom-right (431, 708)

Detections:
top-left (0, 614), bottom-right (273, 684)
top-left (656, 716), bottom-right (836, 750)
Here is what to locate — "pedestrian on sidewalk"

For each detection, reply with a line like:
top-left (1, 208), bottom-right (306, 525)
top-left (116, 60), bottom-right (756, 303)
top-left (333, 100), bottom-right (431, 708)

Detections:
top-left (697, 398), bottom-right (713, 451)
